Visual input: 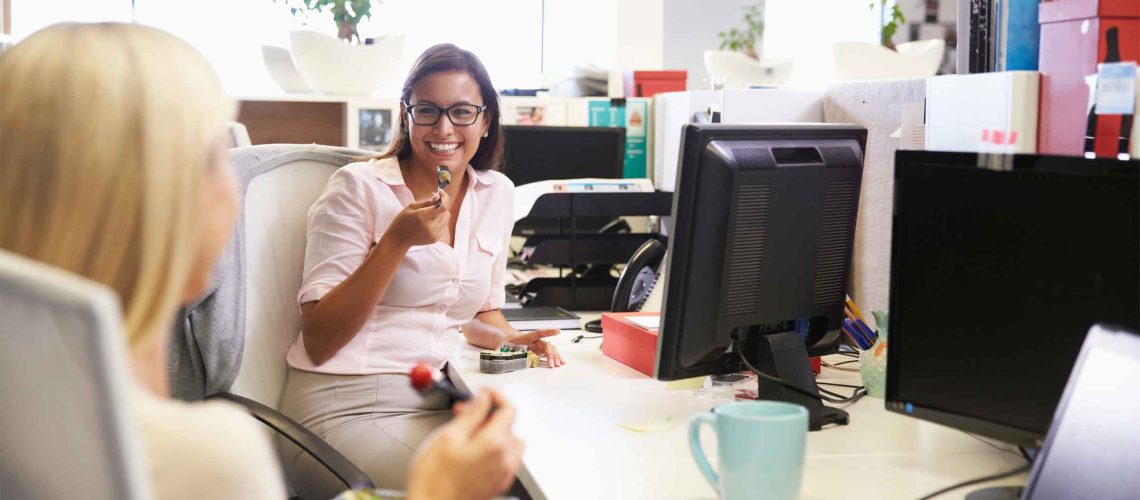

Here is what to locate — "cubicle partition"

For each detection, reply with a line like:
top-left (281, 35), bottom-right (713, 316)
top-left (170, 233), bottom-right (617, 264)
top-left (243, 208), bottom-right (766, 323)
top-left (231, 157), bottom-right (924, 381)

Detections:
top-left (823, 79), bottom-right (926, 314)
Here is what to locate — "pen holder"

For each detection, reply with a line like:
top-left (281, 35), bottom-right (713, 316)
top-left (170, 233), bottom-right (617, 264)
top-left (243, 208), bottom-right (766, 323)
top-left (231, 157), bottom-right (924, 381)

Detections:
top-left (859, 309), bottom-right (889, 398)
top-left (859, 339), bottom-right (887, 398)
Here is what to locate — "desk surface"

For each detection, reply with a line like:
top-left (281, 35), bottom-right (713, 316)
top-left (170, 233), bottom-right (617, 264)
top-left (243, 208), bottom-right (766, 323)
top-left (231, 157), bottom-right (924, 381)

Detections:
top-left (449, 316), bottom-right (1028, 500)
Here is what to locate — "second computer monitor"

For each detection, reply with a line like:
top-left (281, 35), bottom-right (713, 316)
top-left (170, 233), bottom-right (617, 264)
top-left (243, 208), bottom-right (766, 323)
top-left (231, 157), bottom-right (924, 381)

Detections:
top-left (500, 125), bottom-right (626, 186)
top-left (655, 123), bottom-right (867, 381)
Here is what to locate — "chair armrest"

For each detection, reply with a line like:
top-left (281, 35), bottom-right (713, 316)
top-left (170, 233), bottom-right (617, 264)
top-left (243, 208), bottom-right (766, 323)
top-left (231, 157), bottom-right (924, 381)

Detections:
top-left (208, 392), bottom-right (375, 491)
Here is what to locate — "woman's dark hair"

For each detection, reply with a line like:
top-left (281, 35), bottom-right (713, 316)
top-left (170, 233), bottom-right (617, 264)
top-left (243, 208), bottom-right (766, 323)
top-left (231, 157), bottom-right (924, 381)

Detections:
top-left (377, 43), bottom-right (503, 171)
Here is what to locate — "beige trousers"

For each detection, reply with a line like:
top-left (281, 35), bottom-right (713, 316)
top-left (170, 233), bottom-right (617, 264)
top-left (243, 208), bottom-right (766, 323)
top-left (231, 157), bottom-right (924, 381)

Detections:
top-left (277, 368), bottom-right (451, 499)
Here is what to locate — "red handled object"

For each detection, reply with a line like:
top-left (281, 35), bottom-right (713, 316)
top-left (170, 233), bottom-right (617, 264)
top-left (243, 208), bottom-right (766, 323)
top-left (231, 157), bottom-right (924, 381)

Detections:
top-left (409, 362), bottom-right (471, 406)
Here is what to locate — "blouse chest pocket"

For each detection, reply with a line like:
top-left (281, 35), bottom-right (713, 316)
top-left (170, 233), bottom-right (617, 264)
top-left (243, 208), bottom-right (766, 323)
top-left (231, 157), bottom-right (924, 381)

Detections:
top-left (475, 232), bottom-right (501, 259)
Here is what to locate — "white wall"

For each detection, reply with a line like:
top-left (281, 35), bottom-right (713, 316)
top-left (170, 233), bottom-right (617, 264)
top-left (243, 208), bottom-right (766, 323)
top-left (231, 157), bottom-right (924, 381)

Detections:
top-left (662, 0), bottom-right (757, 91)
top-left (611, 0), bottom-right (665, 96)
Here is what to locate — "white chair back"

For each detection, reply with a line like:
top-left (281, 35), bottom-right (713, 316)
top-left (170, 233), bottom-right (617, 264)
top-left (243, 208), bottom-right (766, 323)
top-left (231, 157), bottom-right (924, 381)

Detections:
top-left (0, 251), bottom-right (152, 500)
top-left (833, 39), bottom-right (945, 82)
top-left (703, 50), bottom-right (795, 89)
top-left (229, 146), bottom-right (365, 409)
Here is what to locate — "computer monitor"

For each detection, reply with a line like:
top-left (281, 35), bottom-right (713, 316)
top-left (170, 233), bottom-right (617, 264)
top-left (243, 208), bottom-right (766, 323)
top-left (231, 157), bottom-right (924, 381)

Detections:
top-left (501, 125), bottom-right (626, 186)
top-left (654, 123), bottom-right (867, 430)
top-left (885, 151), bottom-right (1140, 447)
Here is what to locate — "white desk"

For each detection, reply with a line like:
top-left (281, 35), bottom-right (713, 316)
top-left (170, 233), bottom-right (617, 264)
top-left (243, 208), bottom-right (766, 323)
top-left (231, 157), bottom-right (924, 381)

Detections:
top-left (449, 317), bottom-right (1028, 499)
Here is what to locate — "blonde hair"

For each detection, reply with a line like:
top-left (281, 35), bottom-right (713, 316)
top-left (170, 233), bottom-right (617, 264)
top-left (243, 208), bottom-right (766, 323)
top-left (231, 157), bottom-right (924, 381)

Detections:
top-left (0, 23), bottom-right (235, 347)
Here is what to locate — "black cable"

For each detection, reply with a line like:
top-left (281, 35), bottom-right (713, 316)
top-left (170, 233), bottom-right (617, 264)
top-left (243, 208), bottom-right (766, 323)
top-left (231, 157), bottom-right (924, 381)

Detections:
top-left (818, 382), bottom-right (863, 389)
top-left (735, 345), bottom-right (864, 405)
top-left (1017, 446), bottom-right (1033, 462)
top-left (917, 464), bottom-right (1031, 500)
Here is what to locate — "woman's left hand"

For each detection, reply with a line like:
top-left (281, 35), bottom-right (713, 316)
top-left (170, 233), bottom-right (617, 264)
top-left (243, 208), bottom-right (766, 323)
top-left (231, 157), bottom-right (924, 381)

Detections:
top-left (506, 329), bottom-right (565, 368)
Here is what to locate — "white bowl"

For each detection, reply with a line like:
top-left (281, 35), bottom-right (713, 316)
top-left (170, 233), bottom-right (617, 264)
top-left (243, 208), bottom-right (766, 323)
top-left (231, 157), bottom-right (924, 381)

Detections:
top-left (289, 30), bottom-right (406, 96)
top-left (261, 45), bottom-right (314, 94)
top-left (833, 39), bottom-right (945, 82)
top-left (703, 50), bottom-right (794, 89)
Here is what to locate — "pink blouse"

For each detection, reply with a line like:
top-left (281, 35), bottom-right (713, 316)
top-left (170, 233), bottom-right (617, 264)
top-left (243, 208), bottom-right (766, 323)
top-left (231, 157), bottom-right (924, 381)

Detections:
top-left (286, 157), bottom-right (514, 375)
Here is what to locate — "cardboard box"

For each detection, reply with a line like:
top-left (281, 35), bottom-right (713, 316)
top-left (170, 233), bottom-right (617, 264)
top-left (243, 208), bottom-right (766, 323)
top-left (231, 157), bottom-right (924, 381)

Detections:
top-left (1037, 0), bottom-right (1139, 156)
top-left (601, 312), bottom-right (660, 377)
top-left (925, 72), bottom-right (1039, 153)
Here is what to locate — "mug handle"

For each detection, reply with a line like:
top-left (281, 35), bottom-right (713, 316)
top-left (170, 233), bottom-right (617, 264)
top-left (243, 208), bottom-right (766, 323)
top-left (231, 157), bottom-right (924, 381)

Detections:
top-left (688, 412), bottom-right (720, 493)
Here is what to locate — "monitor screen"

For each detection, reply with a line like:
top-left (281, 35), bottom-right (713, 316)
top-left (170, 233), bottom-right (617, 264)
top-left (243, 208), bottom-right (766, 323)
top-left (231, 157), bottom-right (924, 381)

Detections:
top-left (501, 126), bottom-right (625, 186)
top-left (655, 123), bottom-right (867, 380)
top-left (1022, 325), bottom-right (1140, 500)
top-left (886, 152), bottom-right (1140, 446)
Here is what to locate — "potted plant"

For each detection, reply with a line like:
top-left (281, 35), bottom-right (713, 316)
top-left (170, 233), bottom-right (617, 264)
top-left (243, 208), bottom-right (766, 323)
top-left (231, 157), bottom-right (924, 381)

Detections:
top-left (266, 0), bottom-right (405, 96)
top-left (870, 0), bottom-right (906, 50)
top-left (717, 2), bottom-right (765, 60)
top-left (275, 0), bottom-right (376, 44)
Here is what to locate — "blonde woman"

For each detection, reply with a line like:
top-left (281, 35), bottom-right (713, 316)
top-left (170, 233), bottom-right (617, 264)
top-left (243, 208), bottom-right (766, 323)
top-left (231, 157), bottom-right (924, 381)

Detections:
top-left (0, 23), bottom-right (522, 500)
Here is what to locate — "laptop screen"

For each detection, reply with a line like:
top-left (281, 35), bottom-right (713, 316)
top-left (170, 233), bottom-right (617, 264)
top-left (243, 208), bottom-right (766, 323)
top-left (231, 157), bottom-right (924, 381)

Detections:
top-left (1022, 325), bottom-right (1140, 500)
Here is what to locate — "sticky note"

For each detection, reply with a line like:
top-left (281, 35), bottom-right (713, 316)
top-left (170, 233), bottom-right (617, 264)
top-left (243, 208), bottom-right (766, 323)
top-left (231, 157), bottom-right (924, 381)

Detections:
top-left (618, 417), bottom-right (674, 433)
top-left (665, 376), bottom-right (706, 391)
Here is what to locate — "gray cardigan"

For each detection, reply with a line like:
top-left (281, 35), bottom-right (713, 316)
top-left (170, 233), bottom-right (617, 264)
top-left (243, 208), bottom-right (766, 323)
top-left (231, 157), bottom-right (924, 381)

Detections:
top-left (167, 144), bottom-right (372, 401)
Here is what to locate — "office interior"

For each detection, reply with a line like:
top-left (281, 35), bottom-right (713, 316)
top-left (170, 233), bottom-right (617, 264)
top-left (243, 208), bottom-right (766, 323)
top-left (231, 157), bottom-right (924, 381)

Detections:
top-left (1, 0), bottom-right (1138, 499)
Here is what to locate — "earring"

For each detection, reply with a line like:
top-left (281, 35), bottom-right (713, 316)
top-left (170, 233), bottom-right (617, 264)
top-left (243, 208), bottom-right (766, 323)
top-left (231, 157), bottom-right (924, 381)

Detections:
top-left (482, 131), bottom-right (489, 138)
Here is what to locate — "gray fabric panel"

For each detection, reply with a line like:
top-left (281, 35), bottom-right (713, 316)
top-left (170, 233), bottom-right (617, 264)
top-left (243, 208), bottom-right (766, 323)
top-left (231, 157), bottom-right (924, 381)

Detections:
top-left (168, 144), bottom-right (375, 401)
top-left (823, 79), bottom-right (926, 316)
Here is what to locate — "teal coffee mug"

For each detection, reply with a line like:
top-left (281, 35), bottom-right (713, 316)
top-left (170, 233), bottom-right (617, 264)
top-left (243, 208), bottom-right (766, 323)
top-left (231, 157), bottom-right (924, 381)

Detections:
top-left (689, 401), bottom-right (809, 499)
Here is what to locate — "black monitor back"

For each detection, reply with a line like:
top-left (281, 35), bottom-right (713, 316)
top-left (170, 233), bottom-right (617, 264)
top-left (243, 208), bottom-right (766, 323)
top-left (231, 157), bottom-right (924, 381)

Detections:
top-left (885, 151), bottom-right (1140, 447)
top-left (655, 123), bottom-right (867, 380)
top-left (501, 126), bottom-right (626, 186)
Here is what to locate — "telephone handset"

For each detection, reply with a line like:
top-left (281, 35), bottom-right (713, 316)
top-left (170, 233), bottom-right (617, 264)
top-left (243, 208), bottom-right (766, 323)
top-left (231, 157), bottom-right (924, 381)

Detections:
top-left (611, 239), bottom-right (666, 312)
top-left (583, 239), bottom-right (667, 334)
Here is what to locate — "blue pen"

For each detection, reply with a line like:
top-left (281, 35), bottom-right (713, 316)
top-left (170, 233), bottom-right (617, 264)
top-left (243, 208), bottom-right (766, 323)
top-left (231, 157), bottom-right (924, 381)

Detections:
top-left (853, 317), bottom-right (878, 345)
top-left (847, 318), bottom-right (875, 348)
top-left (839, 321), bottom-right (863, 350)
top-left (842, 319), bottom-right (869, 350)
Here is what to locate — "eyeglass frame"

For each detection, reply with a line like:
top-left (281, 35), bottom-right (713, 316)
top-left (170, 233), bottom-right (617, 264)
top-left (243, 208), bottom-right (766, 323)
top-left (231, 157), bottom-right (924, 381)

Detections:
top-left (402, 100), bottom-right (488, 127)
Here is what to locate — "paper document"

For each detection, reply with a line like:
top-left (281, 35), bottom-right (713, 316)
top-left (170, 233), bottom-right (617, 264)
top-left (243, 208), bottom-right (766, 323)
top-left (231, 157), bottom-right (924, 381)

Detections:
top-left (513, 178), bottom-right (655, 222)
top-left (627, 315), bottom-right (660, 330)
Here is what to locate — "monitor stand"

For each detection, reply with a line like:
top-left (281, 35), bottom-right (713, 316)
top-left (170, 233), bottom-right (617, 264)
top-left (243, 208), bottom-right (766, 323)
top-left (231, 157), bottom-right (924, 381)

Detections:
top-left (743, 331), bottom-right (850, 431)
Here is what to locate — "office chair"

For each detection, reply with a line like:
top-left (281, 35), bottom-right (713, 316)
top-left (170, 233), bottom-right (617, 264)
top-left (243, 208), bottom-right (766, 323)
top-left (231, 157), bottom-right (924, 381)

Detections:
top-left (216, 144), bottom-right (377, 498)
top-left (0, 251), bottom-right (153, 500)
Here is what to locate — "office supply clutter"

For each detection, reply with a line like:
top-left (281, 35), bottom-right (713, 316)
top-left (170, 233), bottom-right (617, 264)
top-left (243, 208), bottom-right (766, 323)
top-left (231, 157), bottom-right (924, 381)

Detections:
top-left (478, 343), bottom-right (540, 374)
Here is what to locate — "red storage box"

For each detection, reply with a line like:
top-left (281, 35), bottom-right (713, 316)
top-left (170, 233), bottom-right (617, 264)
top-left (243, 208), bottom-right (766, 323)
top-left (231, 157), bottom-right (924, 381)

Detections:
top-left (601, 312), bottom-right (660, 377)
top-left (601, 312), bottom-right (823, 377)
top-left (1038, 0), bottom-right (1139, 156)
top-left (623, 70), bottom-right (687, 98)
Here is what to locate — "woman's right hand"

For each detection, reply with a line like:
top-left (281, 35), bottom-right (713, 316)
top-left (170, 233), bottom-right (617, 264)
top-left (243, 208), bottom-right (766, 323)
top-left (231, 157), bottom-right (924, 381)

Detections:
top-left (386, 190), bottom-right (450, 249)
top-left (406, 389), bottom-right (524, 500)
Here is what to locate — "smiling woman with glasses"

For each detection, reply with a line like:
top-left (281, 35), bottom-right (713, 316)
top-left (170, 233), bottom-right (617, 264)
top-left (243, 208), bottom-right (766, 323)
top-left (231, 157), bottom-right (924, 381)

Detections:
top-left (276, 43), bottom-right (565, 497)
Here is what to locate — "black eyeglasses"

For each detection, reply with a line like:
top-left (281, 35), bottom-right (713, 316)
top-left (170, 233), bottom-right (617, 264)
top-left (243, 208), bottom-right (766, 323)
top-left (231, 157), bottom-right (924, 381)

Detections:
top-left (403, 101), bottom-right (487, 126)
